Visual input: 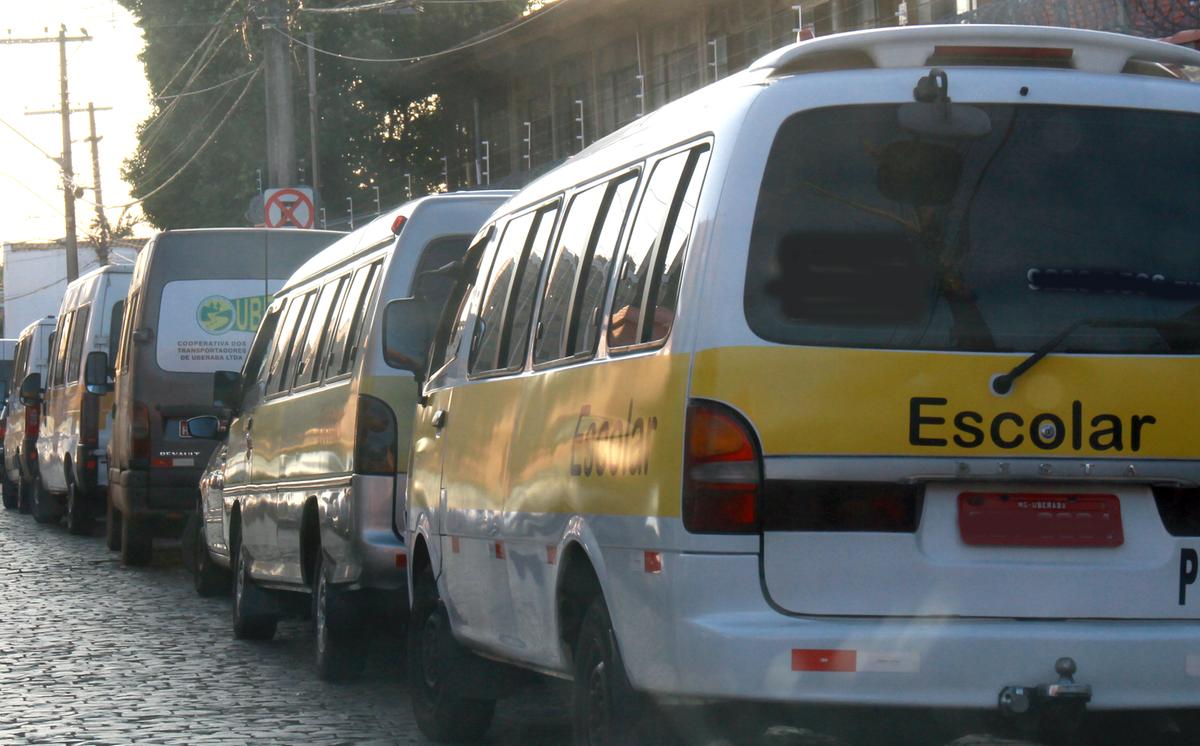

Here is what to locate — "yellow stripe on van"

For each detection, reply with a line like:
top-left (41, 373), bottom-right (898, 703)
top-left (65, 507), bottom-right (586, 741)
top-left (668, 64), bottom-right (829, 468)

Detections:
top-left (692, 346), bottom-right (1198, 459)
top-left (429, 353), bottom-right (689, 517)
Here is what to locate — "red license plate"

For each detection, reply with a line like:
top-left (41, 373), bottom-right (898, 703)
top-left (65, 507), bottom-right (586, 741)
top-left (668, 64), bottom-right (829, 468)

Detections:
top-left (958, 492), bottom-right (1123, 548)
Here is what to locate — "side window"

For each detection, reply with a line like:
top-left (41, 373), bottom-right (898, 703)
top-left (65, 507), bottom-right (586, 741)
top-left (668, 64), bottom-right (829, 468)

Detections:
top-left (243, 306), bottom-right (281, 386)
top-left (503, 204), bottom-right (559, 370)
top-left (118, 291), bottom-right (140, 373)
top-left (108, 300), bottom-right (125, 364)
top-left (11, 339), bottom-right (27, 390)
top-left (51, 313), bottom-right (73, 387)
top-left (276, 291), bottom-right (318, 395)
top-left (66, 304), bottom-right (91, 383)
top-left (569, 172), bottom-right (639, 356)
top-left (609, 144), bottom-right (711, 349)
top-left (294, 278), bottom-right (344, 388)
top-left (265, 296), bottom-right (305, 395)
top-left (471, 213), bottom-right (537, 374)
top-left (427, 230), bottom-right (496, 385)
top-left (45, 332), bottom-right (57, 386)
top-left (335, 261), bottom-right (382, 377)
top-left (533, 183), bottom-right (609, 364)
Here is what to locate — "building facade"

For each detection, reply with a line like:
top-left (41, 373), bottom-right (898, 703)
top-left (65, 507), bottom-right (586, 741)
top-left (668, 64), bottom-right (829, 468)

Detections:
top-left (392, 0), bottom-right (1196, 192)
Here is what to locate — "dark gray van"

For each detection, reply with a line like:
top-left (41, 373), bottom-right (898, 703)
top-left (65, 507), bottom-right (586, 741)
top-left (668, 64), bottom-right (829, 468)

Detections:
top-left (108, 228), bottom-right (340, 565)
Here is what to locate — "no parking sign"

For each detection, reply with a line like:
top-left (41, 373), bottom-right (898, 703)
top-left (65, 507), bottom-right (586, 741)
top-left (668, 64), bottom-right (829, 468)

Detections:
top-left (263, 187), bottom-right (315, 229)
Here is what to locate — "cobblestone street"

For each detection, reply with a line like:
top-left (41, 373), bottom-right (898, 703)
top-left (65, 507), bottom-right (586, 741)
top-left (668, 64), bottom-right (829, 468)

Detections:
top-left (0, 508), bottom-right (572, 745)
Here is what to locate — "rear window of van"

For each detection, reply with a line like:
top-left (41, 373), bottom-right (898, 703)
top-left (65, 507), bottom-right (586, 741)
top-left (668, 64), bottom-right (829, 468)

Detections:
top-left (745, 105), bottom-right (1200, 355)
top-left (156, 279), bottom-right (281, 373)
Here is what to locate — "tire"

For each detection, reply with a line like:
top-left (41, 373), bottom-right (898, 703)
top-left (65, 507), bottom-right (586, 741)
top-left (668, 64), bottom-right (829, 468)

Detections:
top-left (313, 553), bottom-right (366, 681)
top-left (2, 475), bottom-right (17, 510)
top-left (408, 567), bottom-right (496, 742)
top-left (65, 481), bottom-right (92, 535)
top-left (31, 477), bottom-right (61, 525)
top-left (105, 492), bottom-right (121, 551)
top-left (232, 538), bottom-right (277, 640)
top-left (120, 513), bottom-right (153, 566)
top-left (191, 503), bottom-right (230, 597)
top-left (572, 597), bottom-right (658, 746)
top-left (17, 471), bottom-right (33, 514)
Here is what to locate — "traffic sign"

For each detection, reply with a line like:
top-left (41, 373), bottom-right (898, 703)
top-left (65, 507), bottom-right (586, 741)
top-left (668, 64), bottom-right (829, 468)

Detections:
top-left (264, 187), bottom-right (315, 229)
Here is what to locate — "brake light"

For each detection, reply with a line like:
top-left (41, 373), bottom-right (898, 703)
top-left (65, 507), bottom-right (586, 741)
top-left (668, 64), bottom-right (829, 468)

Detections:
top-left (80, 387), bottom-right (99, 447)
top-left (132, 401), bottom-right (151, 460)
top-left (928, 45), bottom-right (1073, 67)
top-left (0, 418), bottom-right (6, 440)
top-left (354, 394), bottom-right (397, 475)
top-left (25, 405), bottom-right (39, 438)
top-left (682, 400), bottom-right (762, 534)
top-left (391, 214), bottom-right (407, 235)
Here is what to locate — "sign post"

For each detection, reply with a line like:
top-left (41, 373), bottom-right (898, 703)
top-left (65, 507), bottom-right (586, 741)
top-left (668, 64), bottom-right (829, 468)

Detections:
top-left (263, 187), bottom-right (315, 229)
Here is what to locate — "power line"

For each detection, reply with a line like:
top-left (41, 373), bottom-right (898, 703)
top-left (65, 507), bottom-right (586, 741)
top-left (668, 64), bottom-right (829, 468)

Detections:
top-left (279, 0), bottom-right (567, 63)
top-left (154, 67), bottom-right (258, 101)
top-left (114, 65), bottom-right (263, 213)
top-left (0, 116), bottom-right (61, 165)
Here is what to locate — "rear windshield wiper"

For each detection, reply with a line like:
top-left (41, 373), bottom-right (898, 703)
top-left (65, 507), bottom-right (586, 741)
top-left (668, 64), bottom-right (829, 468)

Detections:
top-left (991, 318), bottom-right (1200, 395)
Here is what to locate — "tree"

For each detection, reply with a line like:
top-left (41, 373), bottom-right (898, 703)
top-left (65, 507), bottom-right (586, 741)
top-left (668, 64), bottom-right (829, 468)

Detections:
top-left (118, 0), bottom-right (527, 230)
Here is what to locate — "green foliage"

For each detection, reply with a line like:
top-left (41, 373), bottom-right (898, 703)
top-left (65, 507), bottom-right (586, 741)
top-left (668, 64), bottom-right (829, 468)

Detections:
top-left (118, 0), bottom-right (527, 230)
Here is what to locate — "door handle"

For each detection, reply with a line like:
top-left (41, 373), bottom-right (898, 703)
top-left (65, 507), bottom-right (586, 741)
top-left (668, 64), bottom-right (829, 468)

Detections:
top-left (432, 409), bottom-right (448, 430)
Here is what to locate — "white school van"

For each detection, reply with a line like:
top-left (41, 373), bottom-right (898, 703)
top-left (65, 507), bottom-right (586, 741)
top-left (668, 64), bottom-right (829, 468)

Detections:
top-left (392, 25), bottom-right (1200, 744)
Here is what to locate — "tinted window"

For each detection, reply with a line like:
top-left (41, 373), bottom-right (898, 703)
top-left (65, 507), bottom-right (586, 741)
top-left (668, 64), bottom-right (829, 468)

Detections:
top-left (109, 300), bottom-right (125, 362)
top-left (427, 231), bottom-right (495, 384)
top-left (337, 261), bottom-right (382, 376)
top-left (294, 279), bottom-right (344, 388)
top-left (244, 306), bottom-right (281, 385)
top-left (66, 304), bottom-right (91, 383)
top-left (533, 183), bottom-right (608, 364)
top-left (570, 172), bottom-right (638, 356)
top-left (51, 314), bottom-right (72, 387)
top-left (265, 296), bottom-right (306, 395)
top-left (471, 213), bottom-right (536, 373)
top-left (504, 204), bottom-right (559, 370)
top-left (746, 106), bottom-right (1200, 355)
top-left (319, 273), bottom-right (355, 379)
top-left (609, 144), bottom-right (709, 348)
top-left (279, 291), bottom-right (318, 392)
top-left (118, 291), bottom-right (139, 372)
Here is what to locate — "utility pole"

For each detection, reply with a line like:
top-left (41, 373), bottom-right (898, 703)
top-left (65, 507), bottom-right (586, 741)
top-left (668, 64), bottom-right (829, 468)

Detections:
top-left (85, 103), bottom-right (111, 263)
top-left (306, 32), bottom-right (321, 213)
top-left (261, 0), bottom-right (297, 188)
top-left (2, 24), bottom-right (92, 281)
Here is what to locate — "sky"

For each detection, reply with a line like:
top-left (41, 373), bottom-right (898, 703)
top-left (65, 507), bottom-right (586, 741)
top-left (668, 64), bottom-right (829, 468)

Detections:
top-left (0, 0), bottom-right (151, 244)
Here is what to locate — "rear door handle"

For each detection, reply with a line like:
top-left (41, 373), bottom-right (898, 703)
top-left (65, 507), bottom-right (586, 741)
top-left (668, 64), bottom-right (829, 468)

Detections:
top-left (432, 409), bottom-right (448, 430)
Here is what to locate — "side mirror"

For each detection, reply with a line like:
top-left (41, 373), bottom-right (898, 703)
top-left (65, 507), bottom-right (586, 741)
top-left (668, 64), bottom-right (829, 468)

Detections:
top-left (132, 328), bottom-right (155, 344)
top-left (382, 297), bottom-right (432, 381)
top-left (183, 415), bottom-right (221, 439)
top-left (19, 372), bottom-right (42, 406)
top-left (85, 351), bottom-right (110, 395)
top-left (213, 370), bottom-right (244, 412)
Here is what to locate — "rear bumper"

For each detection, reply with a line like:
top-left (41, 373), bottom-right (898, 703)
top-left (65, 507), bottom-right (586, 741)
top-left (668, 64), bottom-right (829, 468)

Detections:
top-left (110, 468), bottom-right (195, 534)
top-left (614, 551), bottom-right (1200, 710)
top-left (348, 473), bottom-right (407, 591)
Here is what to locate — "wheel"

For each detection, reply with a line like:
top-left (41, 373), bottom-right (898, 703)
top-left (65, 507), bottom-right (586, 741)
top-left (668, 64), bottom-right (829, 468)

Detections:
top-left (313, 553), bottom-right (366, 681)
top-left (232, 538), bottom-right (277, 640)
top-left (191, 503), bottom-right (230, 597)
top-left (17, 471), bottom-right (33, 514)
top-left (572, 597), bottom-right (659, 746)
top-left (31, 477), bottom-right (61, 525)
top-left (105, 492), bottom-right (121, 551)
top-left (408, 567), bottom-right (496, 742)
top-left (65, 481), bottom-right (92, 535)
top-left (120, 513), bottom-right (153, 566)
top-left (2, 475), bottom-right (17, 510)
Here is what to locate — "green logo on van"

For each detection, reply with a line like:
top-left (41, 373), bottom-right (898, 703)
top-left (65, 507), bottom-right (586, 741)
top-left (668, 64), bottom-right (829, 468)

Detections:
top-left (196, 294), bottom-right (269, 335)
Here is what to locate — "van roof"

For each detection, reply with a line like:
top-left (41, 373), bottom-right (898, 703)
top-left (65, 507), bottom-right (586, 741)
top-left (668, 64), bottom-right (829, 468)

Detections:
top-left (286, 191), bottom-right (515, 284)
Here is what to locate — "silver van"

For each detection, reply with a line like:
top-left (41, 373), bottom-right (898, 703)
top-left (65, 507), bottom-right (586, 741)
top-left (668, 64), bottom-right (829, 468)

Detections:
top-left (3, 317), bottom-right (55, 513)
top-left (27, 264), bottom-right (132, 532)
top-left (207, 192), bottom-right (511, 680)
top-left (108, 228), bottom-right (340, 566)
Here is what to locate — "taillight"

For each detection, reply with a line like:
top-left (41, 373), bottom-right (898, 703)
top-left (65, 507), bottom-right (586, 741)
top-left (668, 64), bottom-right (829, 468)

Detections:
top-left (682, 400), bottom-right (762, 534)
top-left (25, 405), bottom-right (39, 438)
top-left (80, 389), bottom-right (99, 447)
top-left (0, 418), bottom-right (6, 440)
top-left (132, 401), bottom-right (151, 460)
top-left (354, 394), bottom-right (397, 475)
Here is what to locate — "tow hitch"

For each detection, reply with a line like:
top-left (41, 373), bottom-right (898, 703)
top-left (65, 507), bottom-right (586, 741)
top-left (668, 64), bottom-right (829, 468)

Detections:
top-left (999, 658), bottom-right (1091, 740)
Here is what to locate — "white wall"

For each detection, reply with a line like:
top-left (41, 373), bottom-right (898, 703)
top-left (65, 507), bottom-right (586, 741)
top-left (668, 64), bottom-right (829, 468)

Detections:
top-left (2, 244), bottom-right (139, 336)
